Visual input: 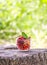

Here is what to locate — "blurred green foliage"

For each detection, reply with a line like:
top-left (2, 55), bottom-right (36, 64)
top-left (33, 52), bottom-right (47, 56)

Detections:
top-left (0, 0), bottom-right (47, 42)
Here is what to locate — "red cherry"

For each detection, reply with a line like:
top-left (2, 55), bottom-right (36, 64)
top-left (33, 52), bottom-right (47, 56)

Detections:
top-left (23, 44), bottom-right (30, 50)
top-left (17, 36), bottom-right (24, 44)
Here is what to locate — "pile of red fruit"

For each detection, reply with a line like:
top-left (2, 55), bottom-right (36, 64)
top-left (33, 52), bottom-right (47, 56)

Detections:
top-left (17, 36), bottom-right (30, 50)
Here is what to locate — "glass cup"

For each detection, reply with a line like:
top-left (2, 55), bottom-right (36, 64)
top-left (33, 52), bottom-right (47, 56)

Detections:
top-left (16, 36), bottom-right (31, 50)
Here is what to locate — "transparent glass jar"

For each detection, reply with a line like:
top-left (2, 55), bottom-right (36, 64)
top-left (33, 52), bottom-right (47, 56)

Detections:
top-left (16, 36), bottom-right (31, 50)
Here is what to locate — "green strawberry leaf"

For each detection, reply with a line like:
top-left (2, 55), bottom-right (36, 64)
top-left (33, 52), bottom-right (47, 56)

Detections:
top-left (22, 32), bottom-right (28, 38)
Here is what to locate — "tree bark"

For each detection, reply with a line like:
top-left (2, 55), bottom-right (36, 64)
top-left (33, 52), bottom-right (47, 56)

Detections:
top-left (0, 46), bottom-right (47, 65)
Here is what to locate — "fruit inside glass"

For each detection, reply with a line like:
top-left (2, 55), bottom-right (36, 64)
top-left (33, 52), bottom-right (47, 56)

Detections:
top-left (17, 36), bottom-right (30, 50)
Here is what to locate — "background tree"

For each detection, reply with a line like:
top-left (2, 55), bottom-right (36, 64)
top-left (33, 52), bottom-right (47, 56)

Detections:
top-left (0, 0), bottom-right (47, 47)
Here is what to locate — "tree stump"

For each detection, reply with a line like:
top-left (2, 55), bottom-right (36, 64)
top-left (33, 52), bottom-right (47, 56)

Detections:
top-left (0, 46), bottom-right (47, 65)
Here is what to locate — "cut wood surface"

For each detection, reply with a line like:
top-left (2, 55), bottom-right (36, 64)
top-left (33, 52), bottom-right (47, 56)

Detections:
top-left (0, 45), bottom-right (47, 65)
